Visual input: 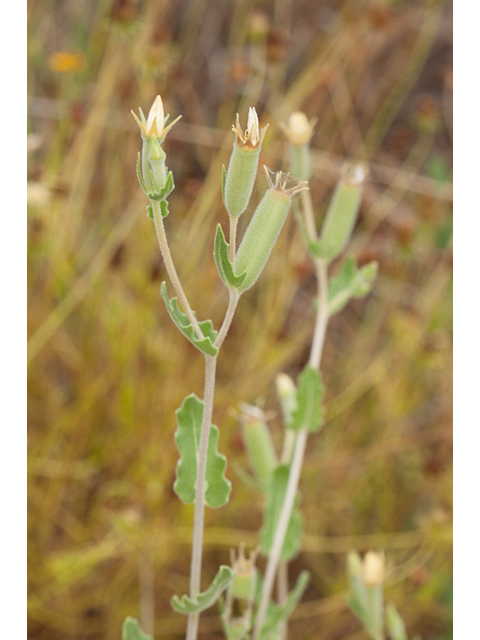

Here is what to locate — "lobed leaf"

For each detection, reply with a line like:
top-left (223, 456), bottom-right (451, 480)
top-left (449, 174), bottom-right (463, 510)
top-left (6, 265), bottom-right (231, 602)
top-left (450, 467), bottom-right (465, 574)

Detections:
top-left (257, 571), bottom-right (310, 639)
top-left (328, 258), bottom-right (378, 316)
top-left (160, 282), bottom-right (218, 356)
top-left (289, 365), bottom-right (325, 433)
top-left (171, 565), bottom-right (235, 614)
top-left (122, 617), bottom-right (153, 640)
top-left (214, 224), bottom-right (248, 289)
top-left (260, 464), bottom-right (303, 562)
top-left (174, 394), bottom-right (231, 508)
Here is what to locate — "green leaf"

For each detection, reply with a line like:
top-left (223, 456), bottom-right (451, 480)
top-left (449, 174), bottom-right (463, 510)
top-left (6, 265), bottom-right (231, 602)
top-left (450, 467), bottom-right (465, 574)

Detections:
top-left (386, 603), bottom-right (407, 640)
top-left (136, 153), bottom-right (148, 194)
top-left (257, 571), bottom-right (310, 639)
top-left (171, 565), bottom-right (235, 614)
top-left (260, 464), bottom-right (303, 562)
top-left (289, 365), bottom-right (325, 433)
top-left (146, 204), bottom-right (154, 219)
top-left (160, 282), bottom-right (218, 356)
top-left (328, 258), bottom-right (378, 316)
top-left (174, 394), bottom-right (231, 508)
top-left (214, 224), bottom-right (248, 289)
top-left (147, 170), bottom-right (175, 202)
top-left (159, 200), bottom-right (169, 218)
top-left (122, 617), bottom-right (152, 640)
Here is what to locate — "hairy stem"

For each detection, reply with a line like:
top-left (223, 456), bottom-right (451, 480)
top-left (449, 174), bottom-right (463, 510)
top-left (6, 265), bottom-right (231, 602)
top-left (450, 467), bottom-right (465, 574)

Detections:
top-left (152, 201), bottom-right (204, 339)
top-left (253, 194), bottom-right (330, 638)
top-left (186, 354), bottom-right (217, 640)
top-left (215, 288), bottom-right (239, 349)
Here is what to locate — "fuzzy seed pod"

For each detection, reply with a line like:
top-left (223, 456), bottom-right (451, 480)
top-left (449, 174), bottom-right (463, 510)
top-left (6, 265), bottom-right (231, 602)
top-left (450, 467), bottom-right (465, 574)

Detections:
top-left (235, 169), bottom-right (307, 293)
top-left (317, 162), bottom-right (366, 262)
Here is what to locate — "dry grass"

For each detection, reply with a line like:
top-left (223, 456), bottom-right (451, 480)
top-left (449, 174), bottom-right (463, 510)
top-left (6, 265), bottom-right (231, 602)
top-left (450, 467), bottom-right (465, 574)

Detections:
top-left (28, 1), bottom-right (452, 638)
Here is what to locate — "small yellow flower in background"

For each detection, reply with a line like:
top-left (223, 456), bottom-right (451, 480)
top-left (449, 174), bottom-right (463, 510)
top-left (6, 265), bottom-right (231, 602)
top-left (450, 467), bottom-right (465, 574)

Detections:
top-left (48, 51), bottom-right (87, 73)
top-left (131, 94), bottom-right (181, 139)
top-left (280, 111), bottom-right (317, 146)
top-left (232, 107), bottom-right (269, 149)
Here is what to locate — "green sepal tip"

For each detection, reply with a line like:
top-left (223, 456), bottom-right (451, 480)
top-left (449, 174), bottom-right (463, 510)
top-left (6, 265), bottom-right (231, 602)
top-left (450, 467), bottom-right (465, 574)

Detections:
top-left (214, 224), bottom-right (248, 289)
top-left (174, 393), bottom-right (231, 508)
top-left (160, 282), bottom-right (218, 356)
top-left (122, 617), bottom-right (153, 640)
top-left (147, 170), bottom-right (175, 202)
top-left (171, 565), bottom-right (235, 614)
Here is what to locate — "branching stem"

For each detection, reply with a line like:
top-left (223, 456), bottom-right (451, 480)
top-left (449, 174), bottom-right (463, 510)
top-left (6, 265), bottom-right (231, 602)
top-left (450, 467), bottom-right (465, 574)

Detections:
top-left (253, 191), bottom-right (330, 638)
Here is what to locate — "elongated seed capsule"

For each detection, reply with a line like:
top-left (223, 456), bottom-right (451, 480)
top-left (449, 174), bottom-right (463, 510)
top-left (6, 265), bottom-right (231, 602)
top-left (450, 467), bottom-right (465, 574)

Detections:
top-left (240, 404), bottom-right (277, 489)
top-left (148, 135), bottom-right (167, 190)
top-left (223, 108), bottom-right (269, 218)
top-left (235, 188), bottom-right (291, 292)
top-left (317, 162), bottom-right (366, 262)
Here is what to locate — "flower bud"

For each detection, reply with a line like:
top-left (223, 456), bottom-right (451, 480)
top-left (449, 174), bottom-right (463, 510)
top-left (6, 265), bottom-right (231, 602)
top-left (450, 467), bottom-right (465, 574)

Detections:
top-left (148, 135), bottom-right (167, 190)
top-left (275, 373), bottom-right (297, 426)
top-left (280, 112), bottom-right (317, 180)
top-left (362, 551), bottom-right (385, 587)
top-left (234, 168), bottom-right (307, 292)
top-left (240, 404), bottom-right (277, 489)
top-left (131, 94), bottom-right (181, 141)
top-left (317, 162), bottom-right (366, 262)
top-left (223, 108), bottom-right (269, 218)
top-left (228, 545), bottom-right (258, 602)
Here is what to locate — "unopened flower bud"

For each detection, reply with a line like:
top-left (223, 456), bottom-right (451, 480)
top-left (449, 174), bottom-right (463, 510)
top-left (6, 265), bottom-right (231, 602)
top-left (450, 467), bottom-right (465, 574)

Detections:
top-left (223, 108), bottom-right (269, 218)
top-left (131, 94), bottom-right (181, 141)
top-left (280, 112), bottom-right (317, 181)
top-left (362, 551), bottom-right (385, 587)
top-left (234, 168), bottom-right (307, 292)
top-left (275, 373), bottom-right (297, 426)
top-left (317, 161), bottom-right (366, 262)
top-left (228, 545), bottom-right (259, 602)
top-left (148, 135), bottom-right (167, 190)
top-left (240, 404), bottom-right (277, 488)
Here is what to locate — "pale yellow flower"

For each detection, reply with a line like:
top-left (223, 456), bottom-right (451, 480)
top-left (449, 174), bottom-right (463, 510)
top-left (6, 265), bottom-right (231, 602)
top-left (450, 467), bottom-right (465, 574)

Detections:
top-left (362, 551), bottom-right (385, 587)
top-left (232, 107), bottom-right (269, 149)
top-left (131, 95), bottom-right (181, 139)
top-left (280, 112), bottom-right (317, 146)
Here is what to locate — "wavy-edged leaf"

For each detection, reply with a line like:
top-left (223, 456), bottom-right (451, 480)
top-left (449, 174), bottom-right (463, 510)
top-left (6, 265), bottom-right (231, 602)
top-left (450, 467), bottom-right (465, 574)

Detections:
top-left (257, 571), bottom-right (310, 640)
top-left (122, 617), bottom-right (153, 640)
top-left (214, 224), bottom-right (248, 289)
top-left (174, 394), bottom-right (231, 508)
top-left (260, 464), bottom-right (303, 562)
top-left (160, 282), bottom-right (218, 356)
top-left (328, 258), bottom-right (378, 316)
top-left (171, 565), bottom-right (235, 614)
top-left (289, 365), bottom-right (325, 433)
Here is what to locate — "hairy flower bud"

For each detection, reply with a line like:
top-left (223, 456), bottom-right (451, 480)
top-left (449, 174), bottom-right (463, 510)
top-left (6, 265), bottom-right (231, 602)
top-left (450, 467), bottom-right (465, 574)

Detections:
top-left (240, 404), bottom-right (277, 488)
top-left (223, 108), bottom-right (269, 218)
top-left (317, 162), bottom-right (366, 262)
top-left (148, 135), bottom-right (167, 190)
top-left (234, 168), bottom-right (307, 292)
top-left (131, 94), bottom-right (181, 141)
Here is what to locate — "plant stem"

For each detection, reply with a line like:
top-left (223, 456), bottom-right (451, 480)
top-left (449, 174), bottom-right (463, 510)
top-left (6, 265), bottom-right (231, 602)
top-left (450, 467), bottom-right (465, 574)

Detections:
top-left (253, 195), bottom-right (330, 638)
top-left (152, 201), bottom-right (204, 339)
top-left (186, 354), bottom-right (217, 640)
top-left (185, 287), bottom-right (240, 640)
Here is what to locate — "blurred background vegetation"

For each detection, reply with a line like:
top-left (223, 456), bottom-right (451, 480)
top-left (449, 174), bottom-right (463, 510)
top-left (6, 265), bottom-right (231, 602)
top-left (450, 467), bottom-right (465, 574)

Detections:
top-left (27, 0), bottom-right (452, 638)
